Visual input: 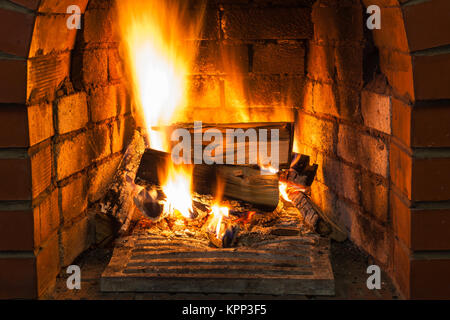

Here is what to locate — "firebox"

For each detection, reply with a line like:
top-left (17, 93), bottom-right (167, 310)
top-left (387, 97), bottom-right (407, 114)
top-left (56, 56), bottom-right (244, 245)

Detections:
top-left (1, 0), bottom-right (450, 300)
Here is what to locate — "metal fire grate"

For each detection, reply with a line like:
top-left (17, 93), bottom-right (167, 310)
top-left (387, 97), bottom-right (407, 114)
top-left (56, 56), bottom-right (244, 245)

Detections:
top-left (101, 231), bottom-right (334, 295)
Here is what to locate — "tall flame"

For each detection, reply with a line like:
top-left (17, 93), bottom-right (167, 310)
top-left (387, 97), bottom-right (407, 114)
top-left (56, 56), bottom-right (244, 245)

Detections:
top-left (160, 164), bottom-right (194, 219)
top-left (116, 0), bottom-right (206, 218)
top-left (116, 0), bottom-right (205, 151)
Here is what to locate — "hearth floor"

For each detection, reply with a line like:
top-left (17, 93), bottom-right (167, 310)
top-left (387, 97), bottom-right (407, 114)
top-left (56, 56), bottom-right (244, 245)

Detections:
top-left (100, 231), bottom-right (334, 296)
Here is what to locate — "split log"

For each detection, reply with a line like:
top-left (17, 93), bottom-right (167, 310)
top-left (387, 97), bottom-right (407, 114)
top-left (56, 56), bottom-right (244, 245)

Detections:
top-left (286, 186), bottom-right (347, 242)
top-left (153, 122), bottom-right (295, 168)
top-left (135, 149), bottom-right (170, 186)
top-left (136, 149), bottom-right (279, 211)
top-left (280, 153), bottom-right (318, 188)
top-left (99, 130), bottom-right (147, 234)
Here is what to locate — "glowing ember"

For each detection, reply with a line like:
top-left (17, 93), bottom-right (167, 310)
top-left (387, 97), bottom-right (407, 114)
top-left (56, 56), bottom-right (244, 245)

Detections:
top-left (208, 205), bottom-right (230, 239)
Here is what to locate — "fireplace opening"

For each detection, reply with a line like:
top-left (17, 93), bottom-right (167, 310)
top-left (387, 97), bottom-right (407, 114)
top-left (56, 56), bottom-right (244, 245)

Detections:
top-left (1, 0), bottom-right (449, 300)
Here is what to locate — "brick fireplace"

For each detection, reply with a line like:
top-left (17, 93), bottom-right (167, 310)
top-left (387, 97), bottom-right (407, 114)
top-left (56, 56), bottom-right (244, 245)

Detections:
top-left (0, 0), bottom-right (449, 299)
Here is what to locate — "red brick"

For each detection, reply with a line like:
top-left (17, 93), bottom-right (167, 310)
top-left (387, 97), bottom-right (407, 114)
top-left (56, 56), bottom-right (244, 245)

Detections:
top-left (0, 210), bottom-right (35, 251)
top-left (412, 105), bottom-right (450, 147)
top-left (403, 0), bottom-right (450, 52)
top-left (392, 190), bottom-right (450, 251)
top-left (411, 209), bottom-right (450, 251)
top-left (0, 8), bottom-right (34, 57)
top-left (0, 255), bottom-right (37, 299)
top-left (412, 156), bottom-right (450, 202)
top-left (10, 0), bottom-right (40, 10)
top-left (0, 58), bottom-right (27, 103)
top-left (393, 238), bottom-right (450, 299)
top-left (413, 53), bottom-right (450, 101)
top-left (0, 105), bottom-right (29, 147)
top-left (0, 157), bottom-right (32, 201)
top-left (56, 93), bottom-right (88, 134)
top-left (60, 175), bottom-right (87, 224)
top-left (410, 255), bottom-right (450, 299)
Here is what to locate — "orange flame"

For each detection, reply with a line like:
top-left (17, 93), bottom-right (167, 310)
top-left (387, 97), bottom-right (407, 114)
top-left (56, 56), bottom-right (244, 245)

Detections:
top-left (209, 205), bottom-right (230, 239)
top-left (116, 0), bottom-right (206, 218)
top-left (279, 182), bottom-right (291, 202)
top-left (159, 164), bottom-right (194, 219)
top-left (116, 0), bottom-right (205, 150)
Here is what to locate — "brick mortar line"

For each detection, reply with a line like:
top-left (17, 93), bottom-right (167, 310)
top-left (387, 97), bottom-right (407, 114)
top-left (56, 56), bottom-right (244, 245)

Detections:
top-left (314, 179), bottom-right (390, 230)
top-left (391, 137), bottom-right (450, 159)
top-left (297, 107), bottom-right (392, 143)
top-left (314, 179), bottom-right (389, 226)
top-left (295, 140), bottom-right (390, 186)
top-left (391, 183), bottom-right (450, 210)
top-left (0, 0), bottom-right (34, 14)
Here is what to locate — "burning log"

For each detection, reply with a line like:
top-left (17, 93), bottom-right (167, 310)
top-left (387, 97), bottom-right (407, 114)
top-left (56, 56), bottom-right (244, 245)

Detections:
top-left (135, 148), bottom-right (170, 186)
top-left (160, 122), bottom-right (295, 168)
top-left (136, 149), bottom-right (279, 211)
top-left (99, 130), bottom-right (148, 234)
top-left (193, 165), bottom-right (279, 211)
top-left (280, 153), bottom-right (318, 188)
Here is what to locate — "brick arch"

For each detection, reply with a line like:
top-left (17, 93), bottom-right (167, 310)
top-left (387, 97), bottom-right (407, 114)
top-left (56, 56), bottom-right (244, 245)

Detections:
top-left (297, 0), bottom-right (450, 300)
top-left (363, 0), bottom-right (450, 299)
top-left (0, 0), bottom-right (134, 299)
